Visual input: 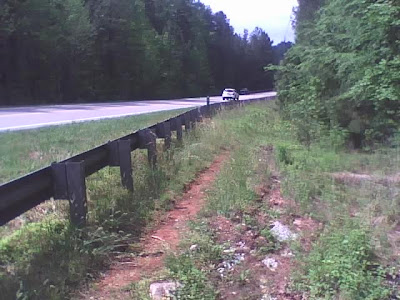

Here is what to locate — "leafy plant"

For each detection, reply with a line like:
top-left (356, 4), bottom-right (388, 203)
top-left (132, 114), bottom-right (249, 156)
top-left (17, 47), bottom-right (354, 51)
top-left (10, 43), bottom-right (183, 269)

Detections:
top-left (165, 254), bottom-right (217, 300)
top-left (274, 0), bottom-right (400, 146)
top-left (302, 223), bottom-right (391, 299)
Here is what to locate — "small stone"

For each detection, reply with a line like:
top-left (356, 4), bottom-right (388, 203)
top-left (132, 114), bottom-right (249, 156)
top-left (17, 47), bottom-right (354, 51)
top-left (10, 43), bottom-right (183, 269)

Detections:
top-left (189, 244), bottom-right (198, 251)
top-left (149, 281), bottom-right (180, 300)
top-left (223, 248), bottom-right (235, 254)
top-left (262, 257), bottom-right (278, 271)
top-left (261, 295), bottom-right (277, 300)
top-left (236, 246), bottom-right (250, 253)
top-left (281, 249), bottom-right (295, 257)
top-left (270, 221), bottom-right (297, 242)
top-left (236, 241), bottom-right (246, 247)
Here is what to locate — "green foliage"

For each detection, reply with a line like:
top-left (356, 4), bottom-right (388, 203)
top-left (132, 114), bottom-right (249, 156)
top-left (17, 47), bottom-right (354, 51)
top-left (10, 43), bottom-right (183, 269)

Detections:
top-left (0, 105), bottom-right (263, 299)
top-left (0, 219), bottom-right (122, 300)
top-left (302, 222), bottom-right (391, 299)
top-left (259, 228), bottom-right (281, 253)
top-left (206, 145), bottom-right (257, 215)
top-left (277, 145), bottom-right (293, 165)
top-left (275, 0), bottom-right (400, 145)
top-left (165, 254), bottom-right (217, 300)
top-left (0, 0), bottom-right (280, 104)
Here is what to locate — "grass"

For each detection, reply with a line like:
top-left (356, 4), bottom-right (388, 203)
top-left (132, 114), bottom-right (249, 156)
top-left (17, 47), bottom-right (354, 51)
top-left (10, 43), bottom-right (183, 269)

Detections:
top-left (2, 102), bottom-right (399, 299)
top-left (129, 104), bottom-right (282, 299)
top-left (131, 102), bottom-right (399, 299)
top-left (0, 104), bottom-right (248, 300)
top-left (0, 108), bottom-right (190, 184)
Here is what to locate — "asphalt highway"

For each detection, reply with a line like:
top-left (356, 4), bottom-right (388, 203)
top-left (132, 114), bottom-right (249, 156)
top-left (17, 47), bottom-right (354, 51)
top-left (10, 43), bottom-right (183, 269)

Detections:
top-left (0, 92), bottom-right (276, 132)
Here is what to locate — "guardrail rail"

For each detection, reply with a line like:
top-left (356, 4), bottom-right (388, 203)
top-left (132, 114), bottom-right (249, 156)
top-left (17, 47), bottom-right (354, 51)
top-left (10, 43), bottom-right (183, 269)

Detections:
top-left (0, 95), bottom-right (275, 226)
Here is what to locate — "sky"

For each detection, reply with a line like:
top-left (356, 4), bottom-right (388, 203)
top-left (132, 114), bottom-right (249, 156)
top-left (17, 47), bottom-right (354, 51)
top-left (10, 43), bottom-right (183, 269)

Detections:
top-left (200, 0), bottom-right (298, 44)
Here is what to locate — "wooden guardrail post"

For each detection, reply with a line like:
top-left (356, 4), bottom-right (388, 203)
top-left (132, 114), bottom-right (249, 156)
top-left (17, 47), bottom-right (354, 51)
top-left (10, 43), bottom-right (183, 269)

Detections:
top-left (52, 161), bottom-right (87, 227)
top-left (196, 108), bottom-right (202, 122)
top-left (156, 121), bottom-right (171, 150)
top-left (170, 117), bottom-right (183, 141)
top-left (183, 111), bottom-right (191, 132)
top-left (206, 96), bottom-right (210, 117)
top-left (190, 109), bottom-right (198, 129)
top-left (139, 129), bottom-right (157, 168)
top-left (118, 140), bottom-right (134, 191)
top-left (108, 140), bottom-right (134, 192)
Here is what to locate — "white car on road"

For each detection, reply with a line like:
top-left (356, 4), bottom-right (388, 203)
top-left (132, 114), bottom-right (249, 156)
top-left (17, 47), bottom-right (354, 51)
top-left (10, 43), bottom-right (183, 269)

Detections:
top-left (222, 88), bottom-right (239, 101)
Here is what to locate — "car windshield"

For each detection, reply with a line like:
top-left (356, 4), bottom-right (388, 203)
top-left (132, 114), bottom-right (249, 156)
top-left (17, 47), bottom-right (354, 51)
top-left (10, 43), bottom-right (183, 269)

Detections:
top-left (224, 89), bottom-right (235, 92)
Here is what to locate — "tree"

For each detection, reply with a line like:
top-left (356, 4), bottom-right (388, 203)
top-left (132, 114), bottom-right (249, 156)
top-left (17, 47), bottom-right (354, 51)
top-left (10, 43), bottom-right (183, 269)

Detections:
top-left (0, 0), bottom-right (278, 105)
top-left (275, 0), bottom-right (400, 145)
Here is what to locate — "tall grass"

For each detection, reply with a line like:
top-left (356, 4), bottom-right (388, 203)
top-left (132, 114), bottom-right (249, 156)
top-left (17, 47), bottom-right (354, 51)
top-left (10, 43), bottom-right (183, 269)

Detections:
top-left (0, 105), bottom-right (249, 300)
top-left (2, 102), bottom-right (398, 299)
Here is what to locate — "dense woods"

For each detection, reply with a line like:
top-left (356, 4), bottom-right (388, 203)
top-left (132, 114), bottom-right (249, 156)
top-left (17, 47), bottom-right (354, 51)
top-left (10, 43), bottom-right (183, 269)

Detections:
top-left (275, 0), bottom-right (400, 145)
top-left (0, 0), bottom-right (288, 105)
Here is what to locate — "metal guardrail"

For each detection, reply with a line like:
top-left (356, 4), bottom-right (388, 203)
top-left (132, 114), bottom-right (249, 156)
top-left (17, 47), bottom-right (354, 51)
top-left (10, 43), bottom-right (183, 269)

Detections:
top-left (0, 96), bottom-right (275, 226)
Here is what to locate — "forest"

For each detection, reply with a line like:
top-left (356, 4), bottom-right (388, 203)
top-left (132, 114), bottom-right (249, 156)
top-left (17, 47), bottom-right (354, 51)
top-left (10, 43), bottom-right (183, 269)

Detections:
top-left (0, 0), bottom-right (290, 105)
top-left (275, 0), bottom-right (400, 145)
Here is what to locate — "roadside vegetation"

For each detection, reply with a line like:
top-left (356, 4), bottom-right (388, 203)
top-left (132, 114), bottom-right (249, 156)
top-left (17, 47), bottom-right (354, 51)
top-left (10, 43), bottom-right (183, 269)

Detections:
top-left (0, 104), bottom-right (247, 300)
top-left (1, 104), bottom-right (399, 300)
top-left (272, 0), bottom-right (399, 147)
top-left (130, 102), bottom-right (399, 299)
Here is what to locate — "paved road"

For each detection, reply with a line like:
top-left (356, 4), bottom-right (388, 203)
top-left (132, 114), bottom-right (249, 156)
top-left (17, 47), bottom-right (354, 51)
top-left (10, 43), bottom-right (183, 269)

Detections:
top-left (0, 92), bottom-right (276, 132)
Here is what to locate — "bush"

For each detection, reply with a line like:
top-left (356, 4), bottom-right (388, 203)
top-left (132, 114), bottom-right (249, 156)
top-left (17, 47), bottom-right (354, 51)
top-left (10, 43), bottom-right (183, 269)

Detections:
top-left (302, 222), bottom-right (391, 299)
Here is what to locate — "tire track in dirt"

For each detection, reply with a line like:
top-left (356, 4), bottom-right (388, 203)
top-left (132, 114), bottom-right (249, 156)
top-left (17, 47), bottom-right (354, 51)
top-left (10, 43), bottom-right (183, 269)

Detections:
top-left (78, 152), bottom-right (229, 300)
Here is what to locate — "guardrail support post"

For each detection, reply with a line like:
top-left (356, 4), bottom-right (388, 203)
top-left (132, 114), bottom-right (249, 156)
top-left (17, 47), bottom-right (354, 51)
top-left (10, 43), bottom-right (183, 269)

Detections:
top-left (190, 110), bottom-right (197, 129)
top-left (139, 129), bottom-right (157, 168)
top-left (156, 121), bottom-right (171, 150)
top-left (108, 140), bottom-right (134, 192)
top-left (118, 140), bottom-right (134, 192)
top-left (171, 117), bottom-right (183, 141)
top-left (66, 162), bottom-right (87, 227)
top-left (184, 112), bottom-right (191, 132)
top-left (52, 161), bottom-right (87, 227)
top-left (206, 96), bottom-right (210, 117)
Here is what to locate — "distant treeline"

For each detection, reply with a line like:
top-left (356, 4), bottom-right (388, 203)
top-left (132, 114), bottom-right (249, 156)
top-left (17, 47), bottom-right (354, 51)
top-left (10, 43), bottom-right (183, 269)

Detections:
top-left (0, 0), bottom-right (291, 105)
top-left (275, 0), bottom-right (400, 145)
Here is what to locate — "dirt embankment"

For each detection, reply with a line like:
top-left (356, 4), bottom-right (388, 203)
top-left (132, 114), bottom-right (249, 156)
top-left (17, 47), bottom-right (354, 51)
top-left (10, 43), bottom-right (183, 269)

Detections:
top-left (78, 153), bottom-right (229, 300)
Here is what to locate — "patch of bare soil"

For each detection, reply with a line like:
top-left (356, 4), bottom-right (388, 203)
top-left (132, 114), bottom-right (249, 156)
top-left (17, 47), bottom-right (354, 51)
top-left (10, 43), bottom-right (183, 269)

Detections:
top-left (77, 152), bottom-right (229, 300)
top-left (330, 172), bottom-right (400, 186)
top-left (206, 145), bottom-right (322, 300)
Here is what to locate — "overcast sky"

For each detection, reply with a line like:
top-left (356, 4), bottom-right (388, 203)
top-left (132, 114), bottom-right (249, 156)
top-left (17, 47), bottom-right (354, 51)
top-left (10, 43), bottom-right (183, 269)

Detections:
top-left (200, 0), bottom-right (298, 44)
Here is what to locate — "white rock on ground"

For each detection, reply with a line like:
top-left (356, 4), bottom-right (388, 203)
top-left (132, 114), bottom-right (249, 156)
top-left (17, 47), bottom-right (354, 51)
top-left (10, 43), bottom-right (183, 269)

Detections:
top-left (262, 257), bottom-right (278, 271)
top-left (261, 294), bottom-right (278, 300)
top-left (270, 221), bottom-right (297, 242)
top-left (149, 281), bottom-right (180, 300)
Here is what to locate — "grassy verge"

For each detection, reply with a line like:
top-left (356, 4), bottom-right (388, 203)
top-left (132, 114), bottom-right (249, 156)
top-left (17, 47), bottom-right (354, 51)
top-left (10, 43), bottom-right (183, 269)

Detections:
top-left (131, 102), bottom-right (399, 299)
top-left (0, 105), bottom-right (244, 300)
top-left (2, 102), bottom-right (398, 299)
top-left (0, 108), bottom-right (190, 184)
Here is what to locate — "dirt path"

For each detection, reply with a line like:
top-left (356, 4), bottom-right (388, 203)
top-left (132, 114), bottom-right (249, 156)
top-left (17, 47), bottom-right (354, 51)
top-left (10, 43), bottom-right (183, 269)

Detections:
top-left (78, 153), bottom-right (229, 300)
top-left (205, 145), bottom-right (321, 300)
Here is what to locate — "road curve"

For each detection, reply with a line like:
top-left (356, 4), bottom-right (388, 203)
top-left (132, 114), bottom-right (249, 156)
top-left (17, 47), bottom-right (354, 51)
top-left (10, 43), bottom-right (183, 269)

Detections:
top-left (0, 92), bottom-right (276, 132)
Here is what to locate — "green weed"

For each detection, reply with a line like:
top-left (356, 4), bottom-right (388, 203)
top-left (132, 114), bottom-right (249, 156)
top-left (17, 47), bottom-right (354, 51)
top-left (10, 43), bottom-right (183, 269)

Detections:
top-left (165, 254), bottom-right (217, 300)
top-left (300, 221), bottom-right (391, 299)
top-left (0, 105), bottom-right (255, 299)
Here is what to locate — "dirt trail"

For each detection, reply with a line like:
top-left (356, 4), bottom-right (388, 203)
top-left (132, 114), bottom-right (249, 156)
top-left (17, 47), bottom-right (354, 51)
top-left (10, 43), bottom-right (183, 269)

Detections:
top-left (78, 153), bottom-right (228, 300)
